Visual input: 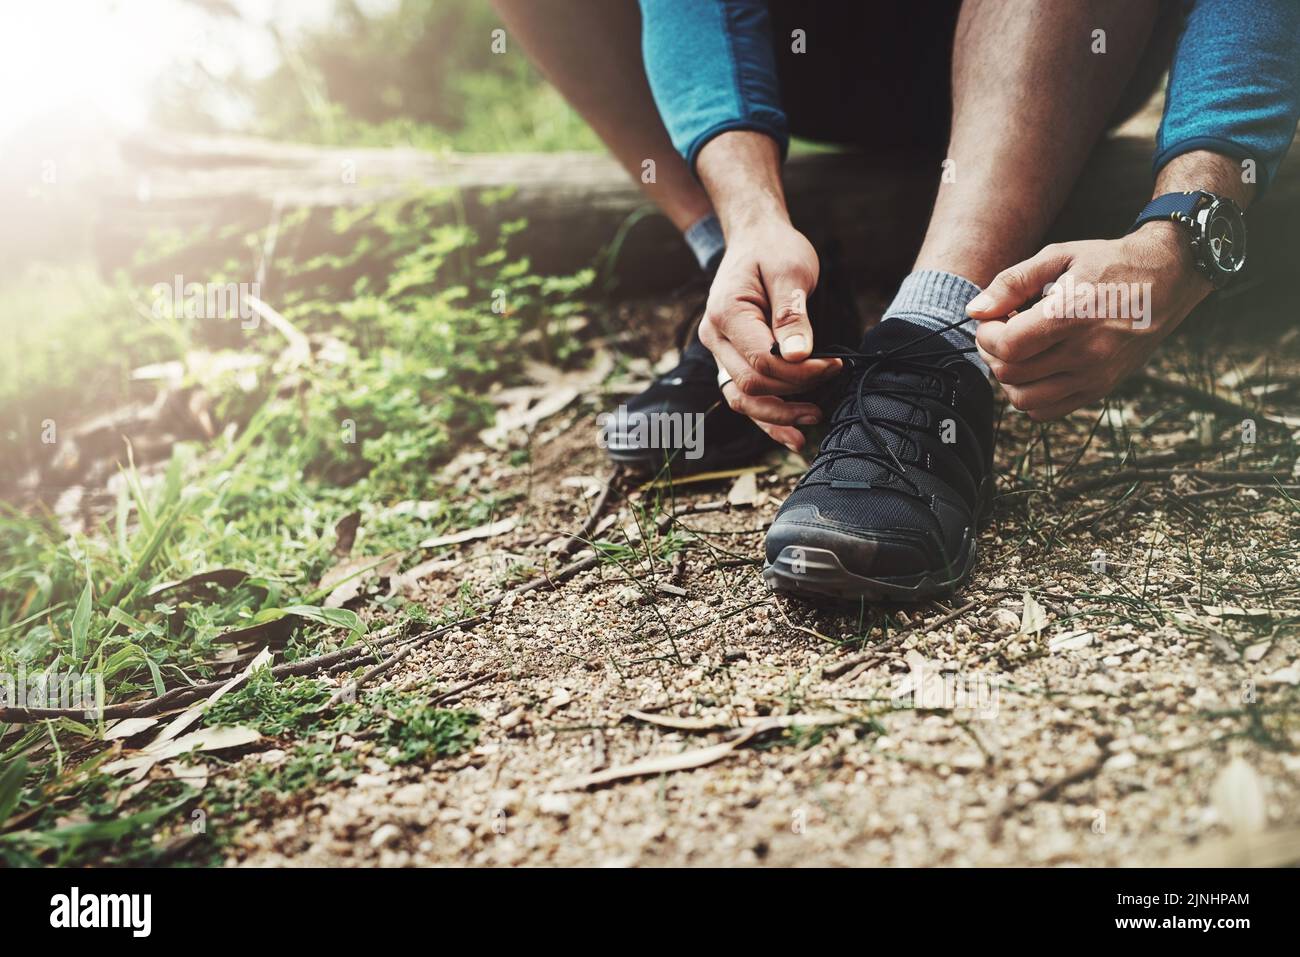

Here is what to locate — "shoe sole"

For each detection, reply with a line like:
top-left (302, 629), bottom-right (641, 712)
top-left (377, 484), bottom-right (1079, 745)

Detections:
top-left (605, 435), bottom-right (775, 477)
top-left (762, 536), bottom-right (978, 602)
top-left (761, 477), bottom-right (993, 604)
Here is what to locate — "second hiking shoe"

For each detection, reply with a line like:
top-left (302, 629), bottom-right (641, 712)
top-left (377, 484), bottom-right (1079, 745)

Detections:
top-left (603, 241), bottom-right (860, 477)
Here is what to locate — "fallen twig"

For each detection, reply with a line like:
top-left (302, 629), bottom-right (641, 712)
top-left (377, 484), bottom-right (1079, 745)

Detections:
top-left (0, 623), bottom-right (417, 723)
top-left (821, 600), bottom-right (979, 680)
top-left (552, 469), bottom-right (621, 556)
top-left (430, 671), bottom-right (498, 706)
top-left (324, 616), bottom-right (489, 707)
top-left (1059, 468), bottom-right (1291, 500)
top-left (1133, 371), bottom-right (1296, 433)
top-left (988, 736), bottom-right (1113, 841)
top-left (553, 713), bottom-right (848, 790)
top-left (325, 550), bottom-right (604, 706)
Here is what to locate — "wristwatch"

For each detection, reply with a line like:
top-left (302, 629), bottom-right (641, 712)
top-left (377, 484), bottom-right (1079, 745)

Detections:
top-left (1129, 190), bottom-right (1247, 288)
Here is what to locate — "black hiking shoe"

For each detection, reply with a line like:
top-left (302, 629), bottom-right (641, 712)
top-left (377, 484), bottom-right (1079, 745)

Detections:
top-left (602, 243), bottom-right (860, 477)
top-left (763, 318), bottom-right (994, 602)
top-left (601, 334), bottom-right (774, 475)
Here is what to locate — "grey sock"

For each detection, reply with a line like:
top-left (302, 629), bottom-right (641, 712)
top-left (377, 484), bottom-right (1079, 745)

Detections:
top-left (877, 269), bottom-right (989, 376)
top-left (683, 213), bottom-right (725, 272)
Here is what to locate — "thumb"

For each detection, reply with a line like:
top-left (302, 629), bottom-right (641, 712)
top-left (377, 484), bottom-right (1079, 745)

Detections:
top-left (966, 244), bottom-right (1074, 319)
top-left (768, 266), bottom-right (818, 361)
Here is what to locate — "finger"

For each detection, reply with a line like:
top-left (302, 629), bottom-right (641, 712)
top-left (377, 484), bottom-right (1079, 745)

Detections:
top-left (713, 329), bottom-right (840, 396)
top-left (966, 244), bottom-right (1075, 318)
top-left (975, 300), bottom-right (1070, 364)
top-left (721, 382), bottom-right (808, 451)
top-left (760, 420), bottom-right (807, 452)
top-left (707, 330), bottom-right (806, 396)
top-left (978, 340), bottom-right (1075, 386)
top-left (724, 313), bottom-right (841, 387)
top-left (999, 373), bottom-right (1080, 414)
top-left (766, 265), bottom-right (818, 360)
top-left (1027, 390), bottom-right (1093, 422)
top-left (721, 386), bottom-right (822, 426)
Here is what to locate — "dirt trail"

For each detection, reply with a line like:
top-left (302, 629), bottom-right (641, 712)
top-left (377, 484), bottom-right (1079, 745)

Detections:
top-left (230, 339), bottom-right (1300, 867)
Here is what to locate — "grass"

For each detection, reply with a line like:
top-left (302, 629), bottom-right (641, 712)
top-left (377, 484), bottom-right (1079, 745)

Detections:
top-left (0, 180), bottom-right (595, 864)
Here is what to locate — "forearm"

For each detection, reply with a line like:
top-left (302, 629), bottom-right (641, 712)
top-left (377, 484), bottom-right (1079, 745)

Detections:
top-left (1153, 149), bottom-right (1255, 209)
top-left (695, 130), bottom-right (790, 238)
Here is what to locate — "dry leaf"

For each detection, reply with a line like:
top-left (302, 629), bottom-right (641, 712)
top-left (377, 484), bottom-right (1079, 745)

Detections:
top-left (391, 556), bottom-right (462, 596)
top-left (561, 475), bottom-right (605, 498)
top-left (1048, 631), bottom-right (1094, 652)
top-left (161, 760), bottom-right (210, 792)
top-left (557, 714), bottom-right (846, 789)
top-left (627, 710), bottom-right (727, 732)
top-left (332, 510), bottom-right (361, 557)
top-left (147, 568), bottom-right (249, 599)
top-left (103, 717), bottom-right (160, 741)
top-left (552, 726), bottom-right (765, 790)
top-left (318, 552), bottom-right (401, 608)
top-left (1211, 758), bottom-right (1267, 834)
top-left (419, 517), bottom-right (516, 550)
top-left (1202, 605), bottom-right (1274, 618)
top-left (479, 354), bottom-right (613, 449)
top-left (1260, 665), bottom-right (1300, 687)
top-left (1020, 590), bottom-right (1049, 635)
top-left (1244, 640), bottom-right (1273, 663)
top-left (153, 648), bottom-right (273, 746)
top-left (212, 615), bottom-right (296, 647)
top-left (727, 471), bottom-right (759, 507)
top-left (1168, 827), bottom-right (1300, 867)
top-left (102, 725), bottom-right (263, 779)
top-left (639, 465), bottom-right (762, 491)
top-left (738, 714), bottom-right (845, 730)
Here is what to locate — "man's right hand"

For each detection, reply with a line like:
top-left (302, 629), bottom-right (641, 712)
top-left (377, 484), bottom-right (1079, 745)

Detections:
top-left (694, 132), bottom-right (842, 452)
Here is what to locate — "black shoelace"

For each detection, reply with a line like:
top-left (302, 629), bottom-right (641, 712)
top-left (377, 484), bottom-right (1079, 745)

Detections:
top-left (772, 316), bottom-right (979, 500)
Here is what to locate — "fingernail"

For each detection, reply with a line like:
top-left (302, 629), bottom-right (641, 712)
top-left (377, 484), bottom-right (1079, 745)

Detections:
top-left (781, 334), bottom-right (807, 356)
top-left (795, 415), bottom-right (819, 426)
top-left (967, 293), bottom-right (994, 313)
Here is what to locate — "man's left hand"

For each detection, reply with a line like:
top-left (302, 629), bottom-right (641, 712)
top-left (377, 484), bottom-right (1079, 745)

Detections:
top-left (964, 223), bottom-right (1213, 421)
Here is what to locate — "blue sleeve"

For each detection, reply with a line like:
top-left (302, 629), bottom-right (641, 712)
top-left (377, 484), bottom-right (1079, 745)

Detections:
top-left (1155, 0), bottom-right (1300, 191)
top-left (639, 0), bottom-right (788, 172)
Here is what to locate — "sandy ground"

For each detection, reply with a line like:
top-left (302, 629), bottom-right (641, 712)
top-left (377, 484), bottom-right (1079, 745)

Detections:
top-left (224, 317), bottom-right (1300, 868)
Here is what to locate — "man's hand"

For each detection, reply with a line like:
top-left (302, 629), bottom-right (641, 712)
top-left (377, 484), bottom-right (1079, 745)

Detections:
top-left (967, 149), bottom-right (1252, 421)
top-left (694, 131), bottom-right (842, 451)
top-left (965, 224), bottom-right (1212, 420)
top-left (699, 222), bottom-right (842, 451)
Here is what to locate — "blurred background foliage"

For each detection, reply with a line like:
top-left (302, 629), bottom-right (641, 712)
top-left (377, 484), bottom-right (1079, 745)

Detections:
top-left (153, 0), bottom-right (602, 152)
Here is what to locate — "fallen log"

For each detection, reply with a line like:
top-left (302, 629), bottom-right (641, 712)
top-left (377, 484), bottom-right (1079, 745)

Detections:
top-left (95, 117), bottom-right (1299, 297)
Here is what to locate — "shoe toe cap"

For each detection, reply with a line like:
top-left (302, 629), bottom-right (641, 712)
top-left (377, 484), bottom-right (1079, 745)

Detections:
top-left (765, 503), bottom-right (941, 580)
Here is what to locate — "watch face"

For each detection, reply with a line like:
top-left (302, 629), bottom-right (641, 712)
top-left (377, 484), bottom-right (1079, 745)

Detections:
top-left (1203, 199), bottom-right (1246, 279)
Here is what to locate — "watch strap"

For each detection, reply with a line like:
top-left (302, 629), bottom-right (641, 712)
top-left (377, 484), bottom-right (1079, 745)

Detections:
top-left (1129, 191), bottom-right (1208, 233)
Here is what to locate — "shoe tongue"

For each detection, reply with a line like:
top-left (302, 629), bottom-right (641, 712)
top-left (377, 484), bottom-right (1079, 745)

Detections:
top-left (681, 334), bottom-right (713, 365)
top-left (659, 333), bottom-right (715, 382)
top-left (859, 317), bottom-right (949, 356)
top-left (820, 320), bottom-right (946, 484)
top-left (676, 335), bottom-right (717, 374)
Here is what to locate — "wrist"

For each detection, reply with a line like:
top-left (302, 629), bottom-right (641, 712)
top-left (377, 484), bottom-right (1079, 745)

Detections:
top-left (1130, 220), bottom-right (1213, 301)
top-left (696, 130), bottom-right (791, 238)
top-left (719, 194), bottom-right (791, 238)
top-left (1153, 150), bottom-right (1255, 210)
